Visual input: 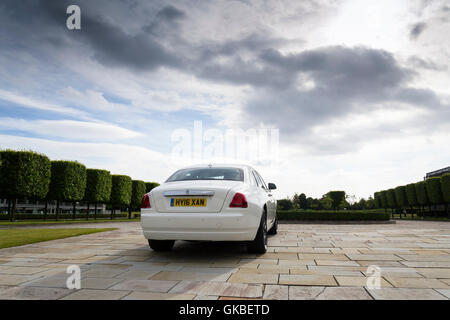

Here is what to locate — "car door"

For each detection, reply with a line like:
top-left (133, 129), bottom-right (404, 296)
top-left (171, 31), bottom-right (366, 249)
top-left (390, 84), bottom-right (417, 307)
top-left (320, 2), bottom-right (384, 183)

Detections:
top-left (255, 170), bottom-right (276, 223)
top-left (252, 170), bottom-right (274, 224)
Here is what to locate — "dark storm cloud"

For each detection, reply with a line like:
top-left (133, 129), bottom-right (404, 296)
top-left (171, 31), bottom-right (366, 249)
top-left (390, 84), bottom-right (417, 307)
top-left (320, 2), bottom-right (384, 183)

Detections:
top-left (410, 22), bottom-right (427, 40)
top-left (1, 0), bottom-right (447, 155)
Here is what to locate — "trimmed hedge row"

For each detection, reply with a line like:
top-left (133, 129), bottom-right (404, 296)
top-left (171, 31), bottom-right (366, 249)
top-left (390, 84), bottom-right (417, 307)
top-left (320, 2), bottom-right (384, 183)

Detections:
top-left (374, 173), bottom-right (449, 214)
top-left (0, 149), bottom-right (159, 221)
top-left (277, 210), bottom-right (390, 221)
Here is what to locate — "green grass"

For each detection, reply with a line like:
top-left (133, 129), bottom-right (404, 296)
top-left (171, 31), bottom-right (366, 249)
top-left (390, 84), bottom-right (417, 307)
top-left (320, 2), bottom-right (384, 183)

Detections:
top-left (277, 209), bottom-right (390, 221)
top-left (0, 228), bottom-right (116, 249)
top-left (0, 218), bottom-right (140, 226)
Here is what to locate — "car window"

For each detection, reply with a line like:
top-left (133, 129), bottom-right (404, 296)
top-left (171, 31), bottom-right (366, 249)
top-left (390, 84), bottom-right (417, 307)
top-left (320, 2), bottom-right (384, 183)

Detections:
top-left (255, 171), bottom-right (268, 189)
top-left (166, 167), bottom-right (244, 182)
top-left (251, 171), bottom-right (260, 187)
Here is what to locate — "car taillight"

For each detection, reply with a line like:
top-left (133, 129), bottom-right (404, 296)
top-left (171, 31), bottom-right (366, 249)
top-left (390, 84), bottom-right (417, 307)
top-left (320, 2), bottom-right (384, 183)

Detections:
top-left (229, 192), bottom-right (248, 208)
top-left (141, 194), bottom-right (151, 208)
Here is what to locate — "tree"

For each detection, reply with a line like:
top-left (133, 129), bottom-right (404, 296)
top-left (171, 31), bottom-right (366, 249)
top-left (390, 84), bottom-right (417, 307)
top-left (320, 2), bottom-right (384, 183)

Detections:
top-left (441, 174), bottom-right (450, 217)
top-left (0, 150), bottom-right (51, 221)
top-left (386, 188), bottom-right (397, 215)
top-left (415, 181), bottom-right (429, 216)
top-left (130, 180), bottom-right (146, 218)
top-left (84, 169), bottom-right (112, 220)
top-left (306, 197), bottom-right (313, 209)
top-left (319, 195), bottom-right (333, 210)
top-left (426, 177), bottom-right (444, 215)
top-left (374, 192), bottom-right (382, 209)
top-left (380, 190), bottom-right (389, 211)
top-left (366, 196), bottom-right (375, 209)
top-left (395, 186), bottom-right (408, 209)
top-left (110, 175), bottom-right (132, 220)
top-left (48, 160), bottom-right (87, 220)
top-left (299, 193), bottom-right (307, 209)
top-left (405, 183), bottom-right (419, 207)
top-left (327, 191), bottom-right (346, 211)
top-left (145, 182), bottom-right (160, 193)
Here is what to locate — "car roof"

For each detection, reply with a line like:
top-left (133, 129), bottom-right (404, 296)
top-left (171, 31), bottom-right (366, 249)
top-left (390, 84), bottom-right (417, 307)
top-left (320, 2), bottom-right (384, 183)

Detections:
top-left (176, 164), bottom-right (253, 171)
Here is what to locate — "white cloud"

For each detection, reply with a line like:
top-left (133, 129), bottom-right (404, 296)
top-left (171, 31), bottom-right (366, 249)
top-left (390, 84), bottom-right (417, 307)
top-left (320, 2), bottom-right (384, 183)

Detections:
top-left (0, 118), bottom-right (142, 141)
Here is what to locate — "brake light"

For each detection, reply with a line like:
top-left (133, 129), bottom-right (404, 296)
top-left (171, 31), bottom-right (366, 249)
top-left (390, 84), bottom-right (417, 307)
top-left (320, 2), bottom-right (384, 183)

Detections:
top-left (141, 194), bottom-right (151, 208)
top-left (229, 192), bottom-right (248, 208)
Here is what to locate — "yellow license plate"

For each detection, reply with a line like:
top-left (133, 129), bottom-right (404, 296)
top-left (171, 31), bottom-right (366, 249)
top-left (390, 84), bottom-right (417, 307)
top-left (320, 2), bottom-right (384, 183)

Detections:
top-left (170, 198), bottom-right (207, 207)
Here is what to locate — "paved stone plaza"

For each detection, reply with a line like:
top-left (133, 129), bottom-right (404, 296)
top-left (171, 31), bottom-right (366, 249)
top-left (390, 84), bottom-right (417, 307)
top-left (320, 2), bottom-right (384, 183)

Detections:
top-left (0, 221), bottom-right (450, 300)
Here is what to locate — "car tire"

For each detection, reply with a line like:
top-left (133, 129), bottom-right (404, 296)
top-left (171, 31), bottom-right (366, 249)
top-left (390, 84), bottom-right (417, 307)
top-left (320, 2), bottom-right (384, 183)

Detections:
top-left (268, 216), bottom-right (278, 235)
top-left (148, 239), bottom-right (175, 251)
top-left (247, 211), bottom-right (268, 253)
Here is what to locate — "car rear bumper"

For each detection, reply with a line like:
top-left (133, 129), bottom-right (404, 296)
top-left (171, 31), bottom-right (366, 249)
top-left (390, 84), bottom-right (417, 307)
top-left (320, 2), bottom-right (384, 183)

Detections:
top-left (141, 210), bottom-right (260, 241)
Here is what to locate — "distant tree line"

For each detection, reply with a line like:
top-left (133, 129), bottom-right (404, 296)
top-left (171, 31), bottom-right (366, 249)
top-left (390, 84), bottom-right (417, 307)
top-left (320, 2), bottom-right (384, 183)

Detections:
top-left (277, 191), bottom-right (376, 211)
top-left (0, 150), bottom-right (160, 221)
top-left (374, 174), bottom-right (450, 218)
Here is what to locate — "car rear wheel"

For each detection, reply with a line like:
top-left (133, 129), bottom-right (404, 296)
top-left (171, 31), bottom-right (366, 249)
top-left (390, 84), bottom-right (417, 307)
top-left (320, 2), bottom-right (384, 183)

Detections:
top-left (148, 239), bottom-right (175, 251)
top-left (247, 211), bottom-right (268, 253)
top-left (268, 216), bottom-right (278, 235)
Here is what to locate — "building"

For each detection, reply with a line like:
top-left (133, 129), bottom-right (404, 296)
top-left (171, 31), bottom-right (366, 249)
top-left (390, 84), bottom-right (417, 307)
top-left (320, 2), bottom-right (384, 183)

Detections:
top-left (425, 166), bottom-right (450, 179)
top-left (0, 199), bottom-right (107, 215)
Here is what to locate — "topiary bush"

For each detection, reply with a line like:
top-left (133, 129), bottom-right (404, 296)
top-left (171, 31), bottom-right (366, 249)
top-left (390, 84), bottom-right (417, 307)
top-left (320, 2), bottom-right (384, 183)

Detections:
top-left (47, 160), bottom-right (87, 220)
top-left (145, 182), bottom-right (160, 193)
top-left (386, 188), bottom-right (397, 209)
top-left (84, 169), bottom-right (112, 203)
top-left (110, 175), bottom-right (132, 219)
top-left (374, 192), bottom-right (382, 209)
top-left (394, 186), bottom-right (408, 208)
top-left (380, 190), bottom-right (388, 209)
top-left (415, 181), bottom-right (429, 207)
top-left (441, 173), bottom-right (450, 204)
top-left (131, 180), bottom-right (146, 212)
top-left (405, 183), bottom-right (418, 207)
top-left (0, 150), bottom-right (51, 221)
top-left (84, 169), bottom-right (112, 219)
top-left (425, 177), bottom-right (444, 205)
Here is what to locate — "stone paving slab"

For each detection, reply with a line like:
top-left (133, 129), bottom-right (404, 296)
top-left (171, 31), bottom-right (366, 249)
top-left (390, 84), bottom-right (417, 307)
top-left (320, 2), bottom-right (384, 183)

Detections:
top-left (1, 220), bottom-right (450, 299)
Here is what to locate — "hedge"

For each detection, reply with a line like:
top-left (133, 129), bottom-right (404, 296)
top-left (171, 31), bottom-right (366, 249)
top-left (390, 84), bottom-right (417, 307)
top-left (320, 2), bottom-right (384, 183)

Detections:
top-left (0, 150), bottom-right (51, 200)
top-left (394, 186), bottom-right (408, 208)
top-left (441, 173), bottom-right (450, 203)
top-left (277, 210), bottom-right (390, 221)
top-left (425, 177), bottom-right (444, 205)
top-left (131, 180), bottom-right (146, 211)
top-left (84, 169), bottom-right (112, 203)
top-left (110, 175), bottom-right (132, 207)
top-left (405, 183), bottom-right (418, 207)
top-left (145, 182), bottom-right (160, 193)
top-left (386, 188), bottom-right (397, 208)
top-left (415, 181), bottom-right (429, 206)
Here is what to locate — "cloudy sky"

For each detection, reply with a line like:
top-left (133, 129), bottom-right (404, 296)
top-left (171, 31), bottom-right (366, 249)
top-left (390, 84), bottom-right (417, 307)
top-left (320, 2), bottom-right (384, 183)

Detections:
top-left (0, 0), bottom-right (449, 200)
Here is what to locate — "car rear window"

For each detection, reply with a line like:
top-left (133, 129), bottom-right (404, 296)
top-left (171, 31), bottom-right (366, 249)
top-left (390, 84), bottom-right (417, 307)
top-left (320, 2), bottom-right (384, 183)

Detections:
top-left (166, 167), bottom-right (244, 182)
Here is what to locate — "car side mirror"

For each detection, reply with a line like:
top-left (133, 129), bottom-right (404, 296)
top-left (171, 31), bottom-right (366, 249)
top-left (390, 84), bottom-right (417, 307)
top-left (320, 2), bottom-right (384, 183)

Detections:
top-left (268, 183), bottom-right (276, 190)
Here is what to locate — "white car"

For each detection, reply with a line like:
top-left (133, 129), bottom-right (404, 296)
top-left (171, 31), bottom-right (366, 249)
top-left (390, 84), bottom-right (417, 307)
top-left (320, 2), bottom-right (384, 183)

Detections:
top-left (140, 164), bottom-right (277, 253)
